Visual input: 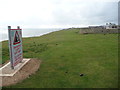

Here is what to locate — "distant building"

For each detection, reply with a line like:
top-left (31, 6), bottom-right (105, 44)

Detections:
top-left (105, 23), bottom-right (118, 29)
top-left (79, 23), bottom-right (119, 34)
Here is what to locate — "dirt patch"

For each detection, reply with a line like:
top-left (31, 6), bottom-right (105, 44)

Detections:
top-left (0, 58), bottom-right (41, 87)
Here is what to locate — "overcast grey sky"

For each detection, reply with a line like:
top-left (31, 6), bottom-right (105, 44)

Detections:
top-left (0, 0), bottom-right (119, 29)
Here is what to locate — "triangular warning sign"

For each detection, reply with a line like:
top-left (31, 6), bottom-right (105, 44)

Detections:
top-left (13, 31), bottom-right (21, 45)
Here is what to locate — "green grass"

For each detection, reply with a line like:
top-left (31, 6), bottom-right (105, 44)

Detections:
top-left (2, 28), bottom-right (118, 88)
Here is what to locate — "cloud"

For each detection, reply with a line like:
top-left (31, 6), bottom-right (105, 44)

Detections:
top-left (52, 1), bottom-right (118, 26)
top-left (0, 0), bottom-right (119, 28)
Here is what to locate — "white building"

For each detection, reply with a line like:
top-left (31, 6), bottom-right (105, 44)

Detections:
top-left (105, 23), bottom-right (118, 29)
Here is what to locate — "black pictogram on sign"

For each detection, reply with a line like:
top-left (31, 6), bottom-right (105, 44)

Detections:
top-left (13, 31), bottom-right (21, 45)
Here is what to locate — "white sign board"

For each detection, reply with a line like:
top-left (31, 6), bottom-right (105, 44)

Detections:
top-left (8, 26), bottom-right (23, 69)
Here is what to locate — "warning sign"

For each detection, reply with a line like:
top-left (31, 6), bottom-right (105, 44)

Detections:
top-left (8, 26), bottom-right (23, 69)
top-left (13, 31), bottom-right (21, 45)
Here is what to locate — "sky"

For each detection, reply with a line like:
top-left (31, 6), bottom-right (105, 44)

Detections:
top-left (0, 0), bottom-right (119, 29)
top-left (0, 0), bottom-right (119, 41)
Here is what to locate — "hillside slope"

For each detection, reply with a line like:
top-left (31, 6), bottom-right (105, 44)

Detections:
top-left (2, 28), bottom-right (118, 88)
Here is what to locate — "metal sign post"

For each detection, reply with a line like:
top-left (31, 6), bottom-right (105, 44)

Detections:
top-left (8, 26), bottom-right (23, 69)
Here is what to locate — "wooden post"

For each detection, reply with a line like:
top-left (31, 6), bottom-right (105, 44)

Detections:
top-left (17, 26), bottom-right (20, 29)
top-left (17, 26), bottom-right (22, 63)
top-left (8, 26), bottom-right (14, 69)
top-left (8, 26), bottom-right (11, 30)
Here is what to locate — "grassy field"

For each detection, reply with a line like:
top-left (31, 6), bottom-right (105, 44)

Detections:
top-left (2, 28), bottom-right (118, 88)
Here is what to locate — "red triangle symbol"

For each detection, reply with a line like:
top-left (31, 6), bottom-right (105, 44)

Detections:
top-left (13, 31), bottom-right (21, 45)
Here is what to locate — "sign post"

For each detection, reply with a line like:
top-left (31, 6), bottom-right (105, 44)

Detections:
top-left (8, 26), bottom-right (23, 69)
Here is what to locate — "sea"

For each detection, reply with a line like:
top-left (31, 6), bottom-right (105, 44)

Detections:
top-left (0, 28), bottom-right (66, 42)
